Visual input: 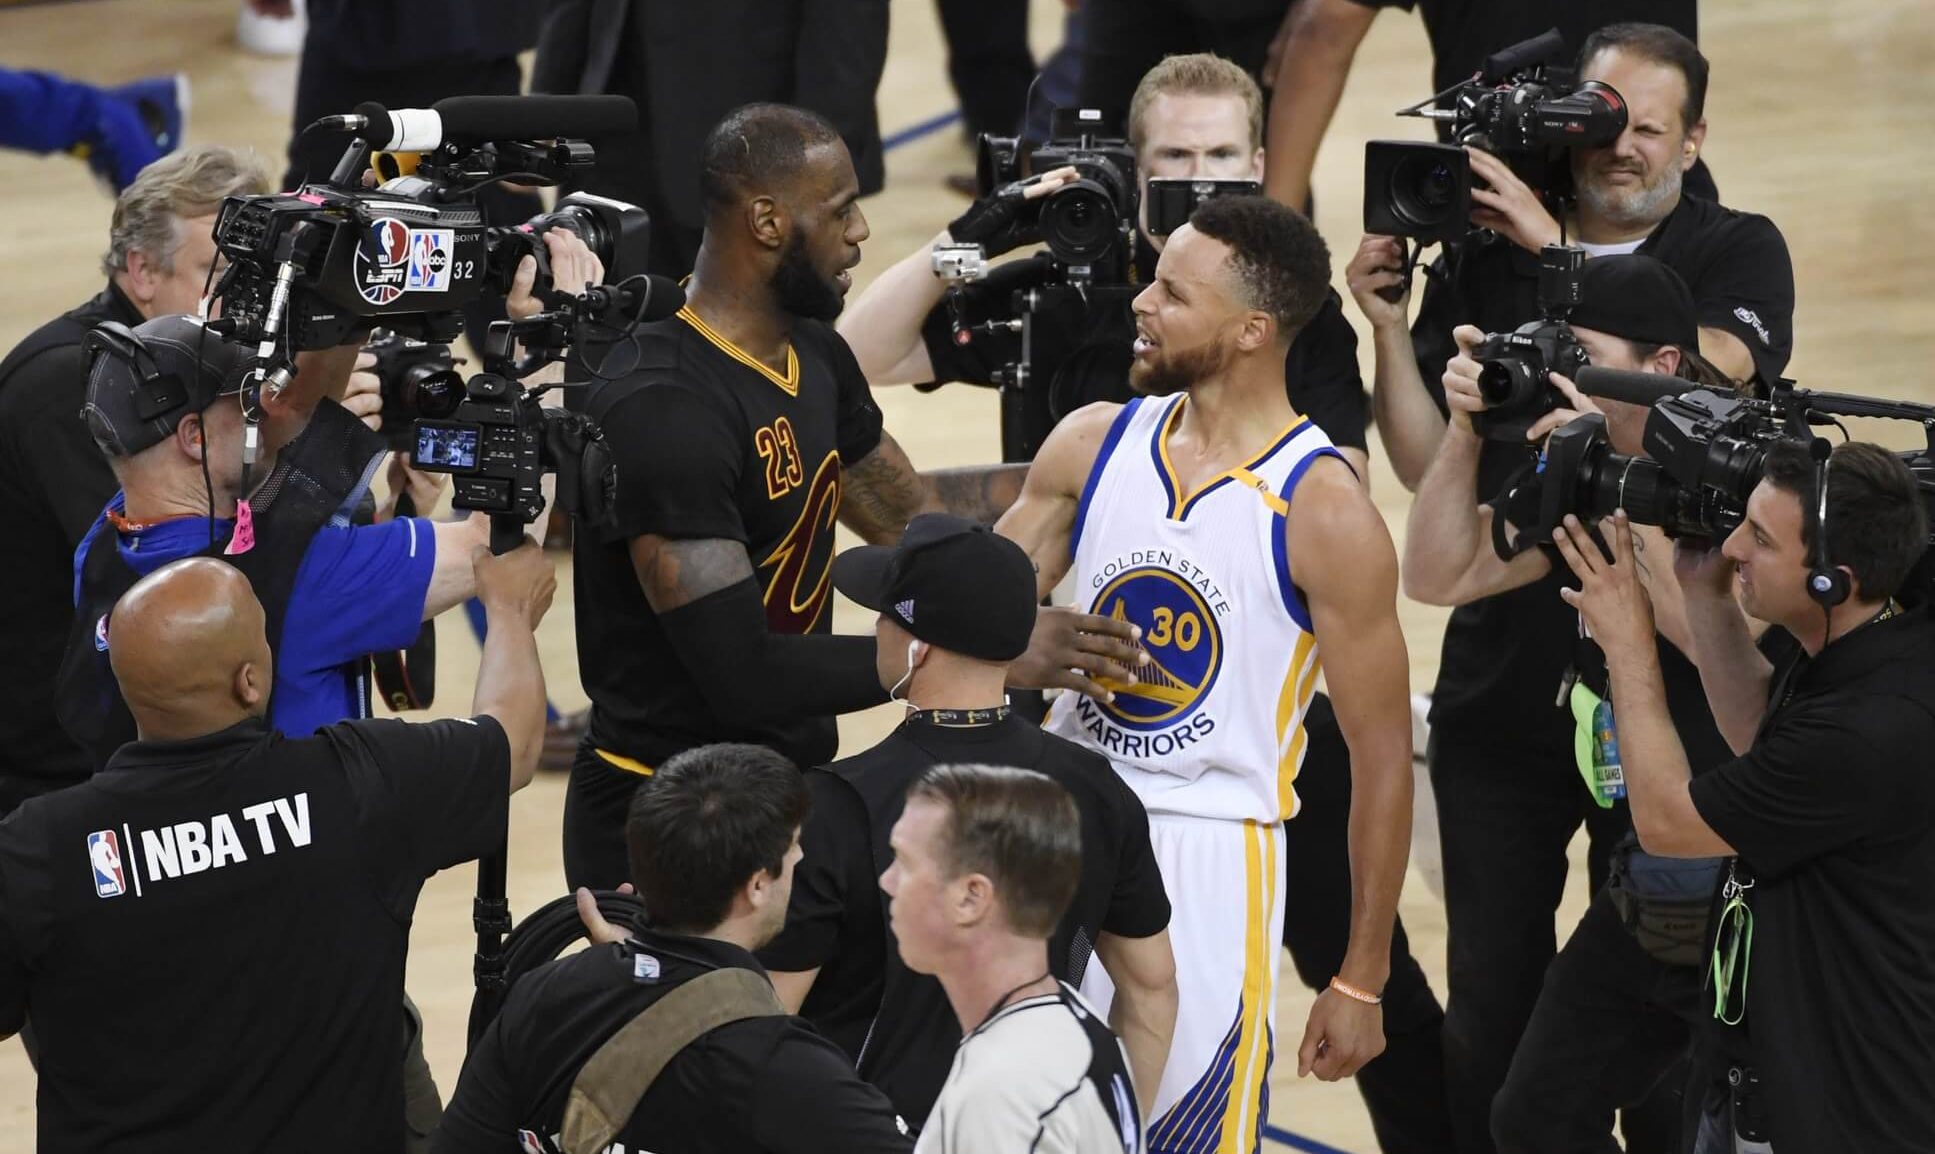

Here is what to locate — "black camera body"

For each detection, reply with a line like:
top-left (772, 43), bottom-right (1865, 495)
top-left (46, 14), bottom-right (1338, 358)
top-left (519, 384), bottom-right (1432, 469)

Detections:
top-left (1364, 29), bottom-right (1627, 241)
top-left (1470, 244), bottom-right (1588, 440)
top-left (213, 141), bottom-right (648, 352)
top-left (978, 108), bottom-right (1137, 273)
top-left (363, 330), bottom-right (464, 452)
top-left (1499, 384), bottom-right (1935, 607)
top-left (1145, 178), bottom-right (1262, 238)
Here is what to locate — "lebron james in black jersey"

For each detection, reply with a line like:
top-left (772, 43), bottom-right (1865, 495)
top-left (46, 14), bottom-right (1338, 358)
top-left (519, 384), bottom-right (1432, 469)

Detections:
top-left (566, 105), bottom-right (1140, 888)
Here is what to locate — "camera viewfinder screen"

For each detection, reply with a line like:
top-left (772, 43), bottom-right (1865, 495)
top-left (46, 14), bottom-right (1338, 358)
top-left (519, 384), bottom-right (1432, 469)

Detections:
top-left (413, 422), bottom-right (480, 472)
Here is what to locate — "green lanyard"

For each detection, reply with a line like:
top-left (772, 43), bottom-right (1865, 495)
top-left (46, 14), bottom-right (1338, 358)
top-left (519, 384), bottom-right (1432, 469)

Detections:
top-left (1709, 862), bottom-right (1754, 1024)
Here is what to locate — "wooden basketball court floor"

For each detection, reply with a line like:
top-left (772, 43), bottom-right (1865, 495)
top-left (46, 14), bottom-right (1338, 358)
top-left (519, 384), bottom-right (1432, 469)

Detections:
top-left (1, 0), bottom-right (1930, 1147)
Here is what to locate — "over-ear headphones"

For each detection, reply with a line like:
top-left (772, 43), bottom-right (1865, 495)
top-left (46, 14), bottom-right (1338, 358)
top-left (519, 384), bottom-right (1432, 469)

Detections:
top-left (1806, 437), bottom-right (1850, 608)
top-left (83, 320), bottom-right (188, 420)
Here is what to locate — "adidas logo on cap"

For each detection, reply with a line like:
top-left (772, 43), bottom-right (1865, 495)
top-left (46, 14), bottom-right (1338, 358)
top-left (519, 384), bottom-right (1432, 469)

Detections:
top-left (895, 599), bottom-right (916, 623)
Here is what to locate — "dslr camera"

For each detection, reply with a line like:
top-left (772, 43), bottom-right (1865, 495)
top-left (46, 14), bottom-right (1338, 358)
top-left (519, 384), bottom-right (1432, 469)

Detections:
top-left (362, 330), bottom-right (463, 453)
top-left (1468, 244), bottom-right (1589, 440)
top-left (1365, 28), bottom-right (1627, 243)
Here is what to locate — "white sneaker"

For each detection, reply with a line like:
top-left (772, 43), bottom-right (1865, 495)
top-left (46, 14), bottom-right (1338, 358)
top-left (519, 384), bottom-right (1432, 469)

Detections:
top-left (236, 0), bottom-right (306, 57)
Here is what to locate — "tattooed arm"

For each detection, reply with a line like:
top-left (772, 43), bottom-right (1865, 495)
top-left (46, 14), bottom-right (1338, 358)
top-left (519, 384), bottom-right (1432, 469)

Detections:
top-left (838, 429), bottom-right (1029, 543)
top-left (630, 535), bottom-right (886, 720)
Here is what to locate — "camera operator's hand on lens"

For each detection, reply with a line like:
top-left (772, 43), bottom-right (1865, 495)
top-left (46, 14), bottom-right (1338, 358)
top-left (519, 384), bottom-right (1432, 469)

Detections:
top-left (947, 166), bottom-right (1078, 258)
top-left (574, 884), bottom-right (634, 946)
top-left (342, 350), bottom-right (383, 431)
top-left (1299, 989), bottom-right (1386, 1082)
top-left (507, 230), bottom-right (607, 321)
top-left (1465, 148), bottom-right (1563, 255)
top-left (1345, 235), bottom-right (1411, 329)
top-left (1440, 325), bottom-right (1492, 430)
top-left (472, 538), bottom-right (558, 630)
top-left (1555, 511), bottom-right (1656, 660)
top-left (1524, 373), bottom-right (1604, 442)
top-left (1673, 538), bottom-right (1739, 603)
top-left (1007, 606), bottom-right (1149, 702)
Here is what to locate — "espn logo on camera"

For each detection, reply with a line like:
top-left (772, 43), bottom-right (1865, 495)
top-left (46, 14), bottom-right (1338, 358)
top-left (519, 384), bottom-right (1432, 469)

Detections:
top-left (87, 830), bottom-right (127, 898)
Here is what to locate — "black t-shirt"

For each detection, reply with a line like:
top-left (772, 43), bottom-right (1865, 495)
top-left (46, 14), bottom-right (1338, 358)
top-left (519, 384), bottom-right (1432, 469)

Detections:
top-left (432, 926), bottom-right (913, 1154)
top-left (573, 311), bottom-right (885, 769)
top-left (1688, 608), bottom-right (1935, 1152)
top-left (1412, 197), bottom-right (1795, 749)
top-left (758, 713), bottom-right (1171, 1128)
top-left (919, 254), bottom-right (1370, 452)
top-left (1347, 0), bottom-right (1697, 99)
top-left (0, 284), bottom-right (141, 806)
top-left (0, 714), bottom-right (510, 1154)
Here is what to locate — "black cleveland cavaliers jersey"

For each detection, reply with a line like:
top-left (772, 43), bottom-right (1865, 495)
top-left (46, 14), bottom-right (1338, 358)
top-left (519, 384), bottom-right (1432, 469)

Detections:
top-left (574, 309), bottom-right (884, 770)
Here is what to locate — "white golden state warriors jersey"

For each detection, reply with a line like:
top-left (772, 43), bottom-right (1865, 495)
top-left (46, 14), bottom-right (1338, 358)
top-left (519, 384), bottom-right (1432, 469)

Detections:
top-left (1045, 394), bottom-right (1345, 824)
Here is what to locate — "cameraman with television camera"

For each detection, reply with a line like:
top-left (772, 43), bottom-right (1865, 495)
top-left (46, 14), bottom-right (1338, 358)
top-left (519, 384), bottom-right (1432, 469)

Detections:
top-left (1342, 25), bottom-right (1793, 1153)
top-left (1403, 253), bottom-right (1740, 1153)
top-left (841, 53), bottom-right (1370, 482)
top-left (1552, 434), bottom-right (1935, 1151)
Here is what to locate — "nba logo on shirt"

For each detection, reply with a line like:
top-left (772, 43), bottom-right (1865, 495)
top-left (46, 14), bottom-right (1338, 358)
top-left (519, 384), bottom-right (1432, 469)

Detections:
top-left (88, 830), bottom-right (126, 898)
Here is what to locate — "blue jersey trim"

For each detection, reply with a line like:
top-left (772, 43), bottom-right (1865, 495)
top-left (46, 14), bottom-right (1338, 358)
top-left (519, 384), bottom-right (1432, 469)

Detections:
top-left (1272, 447), bottom-right (1347, 633)
top-left (1071, 399), bottom-right (1142, 557)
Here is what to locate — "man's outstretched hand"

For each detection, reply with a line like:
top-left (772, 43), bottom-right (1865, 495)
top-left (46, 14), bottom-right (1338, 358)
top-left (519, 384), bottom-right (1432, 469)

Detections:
top-left (1007, 606), bottom-right (1148, 702)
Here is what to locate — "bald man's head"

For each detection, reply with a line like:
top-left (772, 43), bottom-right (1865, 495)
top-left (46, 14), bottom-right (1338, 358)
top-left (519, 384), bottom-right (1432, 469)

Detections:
top-left (109, 557), bottom-right (273, 741)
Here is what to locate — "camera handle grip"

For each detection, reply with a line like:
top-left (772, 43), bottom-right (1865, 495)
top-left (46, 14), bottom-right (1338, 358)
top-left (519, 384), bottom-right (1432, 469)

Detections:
top-left (488, 515), bottom-right (526, 555)
top-left (1375, 238), bottom-right (1424, 304)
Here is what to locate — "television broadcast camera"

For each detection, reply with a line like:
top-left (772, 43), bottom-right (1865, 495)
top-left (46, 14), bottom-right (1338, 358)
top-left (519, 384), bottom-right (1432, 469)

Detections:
top-left (1365, 28), bottom-right (1627, 245)
top-left (1491, 370), bottom-right (1935, 603)
top-left (975, 108), bottom-right (1138, 273)
top-left (1468, 244), bottom-right (1589, 441)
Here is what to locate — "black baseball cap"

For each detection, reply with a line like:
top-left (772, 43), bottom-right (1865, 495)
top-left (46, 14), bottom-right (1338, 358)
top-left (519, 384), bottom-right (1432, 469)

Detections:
top-left (82, 314), bottom-right (256, 457)
top-left (1570, 254), bottom-right (1700, 351)
top-left (831, 513), bottom-right (1038, 662)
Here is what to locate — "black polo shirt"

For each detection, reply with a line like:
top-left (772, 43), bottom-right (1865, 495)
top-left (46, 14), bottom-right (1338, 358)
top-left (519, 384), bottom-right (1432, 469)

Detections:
top-left (0, 283), bottom-right (141, 810)
top-left (919, 255), bottom-right (1369, 453)
top-left (433, 925), bottom-right (913, 1154)
top-left (1346, 0), bottom-right (1696, 103)
top-left (758, 712), bottom-right (1171, 1129)
top-left (1412, 195), bottom-right (1795, 752)
top-left (1689, 607), bottom-right (1935, 1152)
top-left (0, 714), bottom-right (510, 1154)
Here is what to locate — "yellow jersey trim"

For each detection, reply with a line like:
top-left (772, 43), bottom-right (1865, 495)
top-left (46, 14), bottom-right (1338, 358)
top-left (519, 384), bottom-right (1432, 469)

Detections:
top-left (1155, 398), bottom-right (1309, 520)
top-left (677, 306), bottom-right (800, 396)
top-left (594, 748), bottom-right (655, 777)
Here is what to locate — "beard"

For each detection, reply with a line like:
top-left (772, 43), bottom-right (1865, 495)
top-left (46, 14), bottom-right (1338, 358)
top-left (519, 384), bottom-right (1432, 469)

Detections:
top-left (1128, 334), bottom-right (1231, 397)
top-left (772, 234), bottom-right (846, 322)
top-left (1575, 153), bottom-right (1684, 231)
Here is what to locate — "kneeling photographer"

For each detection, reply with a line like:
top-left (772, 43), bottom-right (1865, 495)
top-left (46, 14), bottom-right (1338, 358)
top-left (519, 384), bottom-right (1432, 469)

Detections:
top-left (838, 52), bottom-right (1370, 481)
top-left (1404, 253), bottom-right (1738, 1153)
top-left (1554, 436), bottom-right (1935, 1152)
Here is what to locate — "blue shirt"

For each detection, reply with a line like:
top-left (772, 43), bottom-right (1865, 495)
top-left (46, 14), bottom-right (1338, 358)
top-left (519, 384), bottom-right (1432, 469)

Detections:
top-left (75, 495), bottom-right (437, 738)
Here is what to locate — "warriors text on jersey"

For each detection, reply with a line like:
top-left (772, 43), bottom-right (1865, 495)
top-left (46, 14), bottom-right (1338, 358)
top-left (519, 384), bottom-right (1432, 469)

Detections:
top-left (1045, 393), bottom-right (1345, 824)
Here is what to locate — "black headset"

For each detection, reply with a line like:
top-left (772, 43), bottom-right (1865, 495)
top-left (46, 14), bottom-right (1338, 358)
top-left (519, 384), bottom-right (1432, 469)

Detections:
top-left (1806, 436), bottom-right (1851, 609)
top-left (83, 320), bottom-right (189, 420)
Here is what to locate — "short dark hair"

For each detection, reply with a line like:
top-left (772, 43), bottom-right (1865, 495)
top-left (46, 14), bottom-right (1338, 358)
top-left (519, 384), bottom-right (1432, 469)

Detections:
top-left (1579, 23), bottom-right (1710, 131)
top-left (626, 743), bottom-right (810, 932)
top-left (699, 103), bottom-right (844, 217)
top-left (906, 764), bottom-right (1081, 939)
top-left (1762, 440), bottom-right (1929, 602)
top-left (1186, 195), bottom-right (1331, 342)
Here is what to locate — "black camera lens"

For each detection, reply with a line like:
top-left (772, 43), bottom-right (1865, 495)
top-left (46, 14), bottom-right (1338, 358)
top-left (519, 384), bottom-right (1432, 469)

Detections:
top-left (406, 366), bottom-right (465, 420)
top-left (1039, 181), bottom-right (1120, 265)
top-left (1477, 357), bottom-right (1544, 411)
top-left (1389, 153), bottom-right (1461, 232)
